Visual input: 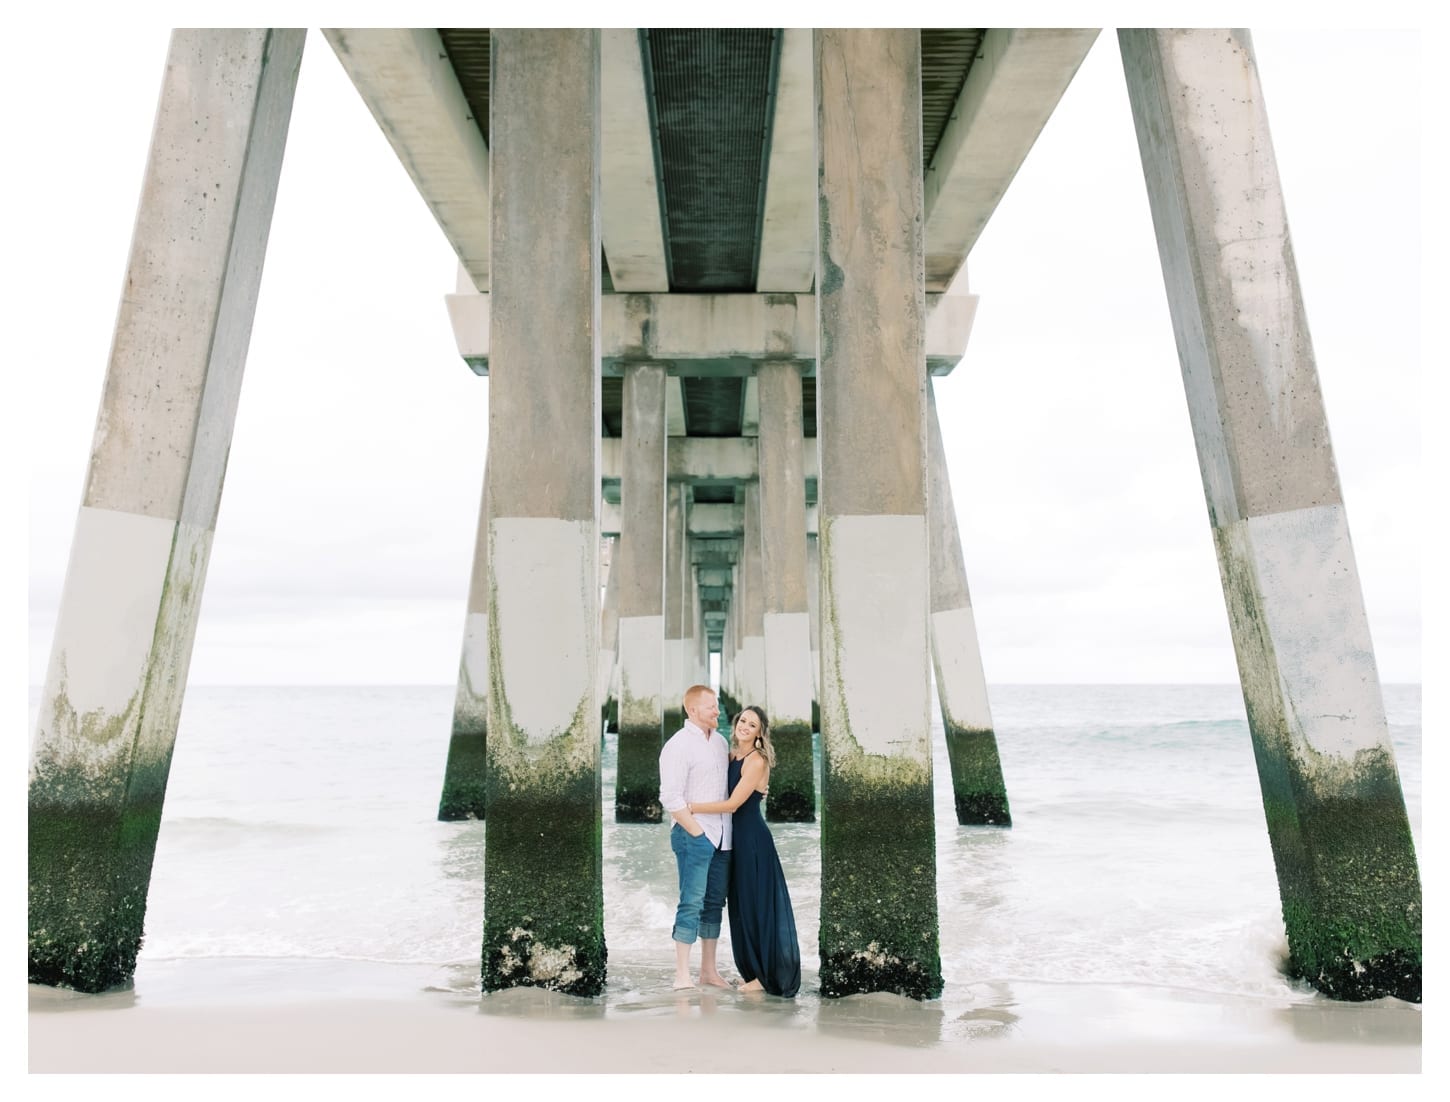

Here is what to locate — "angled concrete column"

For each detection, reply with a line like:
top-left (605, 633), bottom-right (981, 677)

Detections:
top-left (27, 29), bottom-right (303, 994)
top-left (662, 481), bottom-right (688, 733)
top-left (439, 465), bottom-right (490, 820)
top-left (815, 28), bottom-right (941, 1000)
top-left (1121, 29), bottom-right (1420, 1003)
top-left (599, 537), bottom-right (620, 732)
top-left (483, 28), bottom-right (604, 995)
top-left (927, 382), bottom-right (1011, 826)
top-left (757, 360), bottom-right (816, 822)
top-left (737, 484), bottom-right (767, 712)
top-left (614, 361), bottom-right (667, 821)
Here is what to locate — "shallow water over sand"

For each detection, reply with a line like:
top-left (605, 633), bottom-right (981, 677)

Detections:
top-left (27, 683), bottom-right (1422, 1063)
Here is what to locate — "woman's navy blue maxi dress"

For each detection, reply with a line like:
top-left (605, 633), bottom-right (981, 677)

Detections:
top-left (726, 754), bottom-right (801, 997)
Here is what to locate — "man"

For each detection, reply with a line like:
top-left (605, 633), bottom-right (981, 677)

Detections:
top-left (658, 684), bottom-right (733, 990)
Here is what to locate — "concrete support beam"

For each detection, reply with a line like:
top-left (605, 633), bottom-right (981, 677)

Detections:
top-left (602, 435), bottom-right (819, 488)
top-left (923, 28), bottom-right (1098, 291)
top-left (756, 29), bottom-right (816, 291)
top-left (736, 484), bottom-right (767, 716)
top-left (28, 29), bottom-right (304, 993)
top-left (599, 536), bottom-right (620, 732)
top-left (806, 535), bottom-right (820, 706)
top-left (663, 482), bottom-right (688, 733)
top-left (601, 29), bottom-right (669, 292)
top-left (758, 361), bottom-right (816, 822)
top-left (601, 499), bottom-right (820, 539)
top-left (1121, 28), bottom-right (1420, 1003)
top-left (815, 28), bottom-right (941, 1001)
top-left (324, 29), bottom-right (491, 291)
top-left (482, 29), bottom-right (603, 996)
top-left (445, 290), bottom-right (976, 376)
top-left (614, 362), bottom-right (668, 822)
top-left (439, 464), bottom-right (490, 820)
top-left (926, 382), bottom-right (1011, 826)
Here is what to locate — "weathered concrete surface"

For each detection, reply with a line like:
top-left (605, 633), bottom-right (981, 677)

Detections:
top-left (29, 29), bottom-right (304, 993)
top-left (601, 28), bottom-right (668, 292)
top-left (324, 29), bottom-right (491, 292)
top-left (614, 362), bottom-right (667, 822)
top-left (758, 361), bottom-right (815, 821)
top-left (446, 290), bottom-right (976, 376)
top-left (923, 28), bottom-right (1099, 290)
top-left (482, 29), bottom-right (604, 996)
top-left (756, 28), bottom-right (816, 292)
top-left (815, 28), bottom-right (941, 1001)
top-left (1121, 28), bottom-right (1420, 1003)
top-left (736, 484), bottom-right (767, 713)
top-left (926, 383), bottom-right (1011, 826)
top-left (663, 482), bottom-right (687, 734)
top-left (605, 435), bottom-right (819, 488)
top-left (439, 468), bottom-right (490, 820)
top-left (598, 537), bottom-right (620, 731)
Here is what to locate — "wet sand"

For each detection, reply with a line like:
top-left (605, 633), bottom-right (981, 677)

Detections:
top-left (27, 957), bottom-right (1421, 1075)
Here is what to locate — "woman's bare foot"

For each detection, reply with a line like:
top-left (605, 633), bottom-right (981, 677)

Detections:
top-left (738, 979), bottom-right (765, 992)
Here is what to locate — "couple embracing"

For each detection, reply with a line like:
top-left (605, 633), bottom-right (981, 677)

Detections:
top-left (657, 685), bottom-right (801, 997)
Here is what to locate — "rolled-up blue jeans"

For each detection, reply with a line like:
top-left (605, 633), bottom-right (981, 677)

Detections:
top-left (670, 824), bottom-right (730, 944)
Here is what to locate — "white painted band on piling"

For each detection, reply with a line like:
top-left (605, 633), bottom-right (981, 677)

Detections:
top-left (824, 514), bottom-right (932, 761)
top-left (764, 611), bottom-right (813, 726)
top-left (39, 506), bottom-right (176, 723)
top-left (929, 605), bottom-right (994, 731)
top-left (490, 517), bottom-right (595, 746)
top-left (454, 610), bottom-right (490, 725)
top-left (735, 634), bottom-right (766, 710)
top-left (1237, 503), bottom-right (1387, 757)
top-left (617, 613), bottom-right (665, 725)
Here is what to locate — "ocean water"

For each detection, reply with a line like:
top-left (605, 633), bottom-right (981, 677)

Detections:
top-left (27, 684), bottom-right (1422, 1026)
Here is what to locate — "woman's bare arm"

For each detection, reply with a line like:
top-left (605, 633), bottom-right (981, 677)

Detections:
top-left (689, 756), bottom-right (767, 814)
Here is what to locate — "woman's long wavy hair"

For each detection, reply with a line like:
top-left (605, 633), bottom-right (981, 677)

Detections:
top-left (735, 705), bottom-right (776, 768)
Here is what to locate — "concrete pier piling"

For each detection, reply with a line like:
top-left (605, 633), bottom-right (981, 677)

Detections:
top-left (598, 538), bottom-right (620, 733)
top-left (814, 28), bottom-right (942, 1000)
top-left (614, 359), bottom-right (668, 821)
top-left (926, 383), bottom-right (1011, 826)
top-left (481, 28), bottom-right (605, 995)
top-left (1120, 28), bottom-right (1421, 1002)
top-left (737, 484), bottom-right (768, 712)
top-left (663, 481), bottom-right (688, 734)
top-left (28, 29), bottom-right (304, 992)
top-left (758, 360), bottom-right (816, 821)
top-left (439, 469), bottom-right (491, 820)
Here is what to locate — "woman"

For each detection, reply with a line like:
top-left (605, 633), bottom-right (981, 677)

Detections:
top-left (687, 705), bottom-right (801, 997)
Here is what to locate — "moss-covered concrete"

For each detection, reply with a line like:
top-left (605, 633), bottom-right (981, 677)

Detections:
top-left (818, 751), bottom-right (942, 1000)
top-left (437, 728), bottom-right (487, 820)
top-left (483, 753), bottom-right (606, 996)
top-left (765, 721), bottom-right (815, 822)
top-left (718, 688), bottom-right (742, 718)
top-left (943, 723), bottom-right (1011, 827)
top-left (662, 706), bottom-right (684, 736)
top-left (482, 660), bottom-right (606, 996)
top-left (614, 725), bottom-right (664, 822)
top-left (1216, 526), bottom-right (1421, 1003)
top-left (1251, 723), bottom-right (1421, 1002)
top-left (29, 798), bottom-right (163, 992)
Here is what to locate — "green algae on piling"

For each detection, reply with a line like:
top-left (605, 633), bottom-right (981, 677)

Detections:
top-left (765, 721), bottom-right (816, 822)
top-left (943, 724), bottom-right (1011, 827)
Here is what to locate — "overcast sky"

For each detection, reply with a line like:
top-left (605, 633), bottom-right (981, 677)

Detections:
top-left (15, 21), bottom-right (1429, 687)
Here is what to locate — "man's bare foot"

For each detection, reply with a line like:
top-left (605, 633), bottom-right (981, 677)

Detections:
top-left (698, 972), bottom-right (734, 988)
top-left (738, 979), bottom-right (765, 993)
top-left (672, 975), bottom-right (698, 990)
